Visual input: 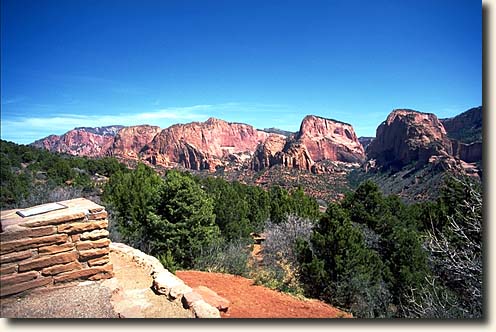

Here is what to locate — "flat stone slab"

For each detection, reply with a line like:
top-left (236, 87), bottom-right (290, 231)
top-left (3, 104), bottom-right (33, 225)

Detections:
top-left (17, 203), bottom-right (68, 218)
top-left (1, 198), bottom-right (104, 231)
top-left (193, 286), bottom-right (230, 312)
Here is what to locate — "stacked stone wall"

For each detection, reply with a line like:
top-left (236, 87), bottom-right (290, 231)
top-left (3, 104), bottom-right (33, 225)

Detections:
top-left (0, 198), bottom-right (113, 297)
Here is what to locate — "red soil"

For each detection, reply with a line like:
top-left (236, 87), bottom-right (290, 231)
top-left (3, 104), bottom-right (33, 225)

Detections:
top-left (176, 270), bottom-right (351, 319)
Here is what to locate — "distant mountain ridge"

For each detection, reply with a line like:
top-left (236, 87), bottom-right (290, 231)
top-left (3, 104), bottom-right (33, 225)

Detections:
top-left (261, 128), bottom-right (294, 137)
top-left (358, 137), bottom-right (374, 150)
top-left (30, 115), bottom-right (366, 174)
top-left (73, 125), bottom-right (125, 136)
top-left (30, 107), bottom-right (482, 177)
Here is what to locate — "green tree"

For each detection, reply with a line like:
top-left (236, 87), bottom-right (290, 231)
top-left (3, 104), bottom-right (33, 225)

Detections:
top-left (289, 187), bottom-right (321, 221)
top-left (103, 163), bottom-right (162, 251)
top-left (269, 185), bottom-right (293, 223)
top-left (298, 204), bottom-right (391, 318)
top-left (149, 170), bottom-right (221, 268)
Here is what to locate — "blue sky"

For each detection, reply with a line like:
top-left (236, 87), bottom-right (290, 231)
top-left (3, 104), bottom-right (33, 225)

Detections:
top-left (1, 0), bottom-right (481, 144)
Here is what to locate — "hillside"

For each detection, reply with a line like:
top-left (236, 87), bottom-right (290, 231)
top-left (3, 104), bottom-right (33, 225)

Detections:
top-left (441, 106), bottom-right (482, 143)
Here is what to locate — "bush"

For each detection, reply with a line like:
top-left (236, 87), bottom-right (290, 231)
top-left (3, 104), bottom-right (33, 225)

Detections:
top-left (263, 214), bottom-right (315, 268)
top-left (248, 215), bottom-right (316, 296)
top-left (193, 238), bottom-right (252, 277)
top-left (403, 176), bottom-right (482, 318)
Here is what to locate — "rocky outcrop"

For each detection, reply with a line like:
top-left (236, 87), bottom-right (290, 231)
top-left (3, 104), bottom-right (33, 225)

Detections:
top-left (32, 127), bottom-right (120, 157)
top-left (274, 143), bottom-right (314, 171)
top-left (73, 125), bottom-right (124, 137)
top-left (366, 109), bottom-right (453, 170)
top-left (450, 140), bottom-right (483, 163)
top-left (110, 242), bottom-right (221, 318)
top-left (143, 117), bottom-right (271, 170)
top-left (107, 125), bottom-right (161, 160)
top-left (297, 115), bottom-right (366, 163)
top-left (440, 107), bottom-right (482, 163)
top-left (441, 106), bottom-right (482, 144)
top-left (251, 135), bottom-right (287, 171)
top-left (31, 115), bottom-right (366, 173)
top-left (250, 115), bottom-right (365, 172)
top-left (31, 126), bottom-right (123, 157)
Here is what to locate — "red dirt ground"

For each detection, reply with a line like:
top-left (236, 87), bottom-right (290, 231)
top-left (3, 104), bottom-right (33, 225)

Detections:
top-left (176, 270), bottom-right (351, 319)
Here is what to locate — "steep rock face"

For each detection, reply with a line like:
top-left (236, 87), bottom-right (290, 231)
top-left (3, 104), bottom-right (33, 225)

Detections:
top-left (451, 140), bottom-right (483, 163)
top-left (108, 125), bottom-right (161, 160)
top-left (32, 134), bottom-right (61, 151)
top-left (250, 115), bottom-right (365, 172)
top-left (296, 115), bottom-right (366, 163)
top-left (143, 118), bottom-right (271, 170)
top-left (274, 143), bottom-right (314, 171)
top-left (441, 106), bottom-right (482, 144)
top-left (31, 130), bottom-right (115, 157)
top-left (440, 106), bottom-right (482, 163)
top-left (251, 135), bottom-right (288, 171)
top-left (366, 109), bottom-right (453, 170)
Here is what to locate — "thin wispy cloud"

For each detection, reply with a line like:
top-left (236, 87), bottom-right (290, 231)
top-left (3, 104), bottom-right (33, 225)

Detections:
top-left (0, 104), bottom-right (216, 144)
top-left (2, 102), bottom-right (294, 144)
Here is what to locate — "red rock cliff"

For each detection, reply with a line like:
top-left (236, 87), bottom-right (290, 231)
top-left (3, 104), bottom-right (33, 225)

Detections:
top-left (250, 115), bottom-right (365, 172)
top-left (296, 115), bottom-right (366, 163)
top-left (32, 130), bottom-right (115, 157)
top-left (250, 135), bottom-right (288, 171)
top-left (143, 118), bottom-right (271, 170)
top-left (107, 125), bottom-right (161, 160)
top-left (366, 109), bottom-right (453, 169)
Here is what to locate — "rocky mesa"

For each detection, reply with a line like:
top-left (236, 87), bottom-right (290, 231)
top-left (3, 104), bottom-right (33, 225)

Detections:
top-left (251, 115), bottom-right (365, 173)
top-left (366, 109), bottom-right (453, 170)
top-left (141, 117), bottom-right (274, 170)
top-left (32, 128), bottom-right (118, 158)
top-left (107, 125), bottom-right (162, 160)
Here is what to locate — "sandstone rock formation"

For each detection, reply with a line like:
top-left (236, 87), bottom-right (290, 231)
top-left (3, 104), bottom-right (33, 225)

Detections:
top-left (73, 125), bottom-right (124, 137)
top-left (366, 109), bottom-right (453, 170)
top-left (250, 135), bottom-right (287, 171)
top-left (296, 115), bottom-right (366, 163)
top-left (32, 126), bottom-right (123, 157)
top-left (274, 143), bottom-right (314, 171)
top-left (32, 129), bottom-right (116, 157)
top-left (31, 115), bottom-right (366, 173)
top-left (107, 125), bottom-right (161, 160)
top-left (440, 106), bottom-right (482, 163)
top-left (250, 115), bottom-right (365, 172)
top-left (142, 117), bottom-right (272, 170)
top-left (110, 242), bottom-right (221, 318)
top-left (450, 140), bottom-right (482, 163)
